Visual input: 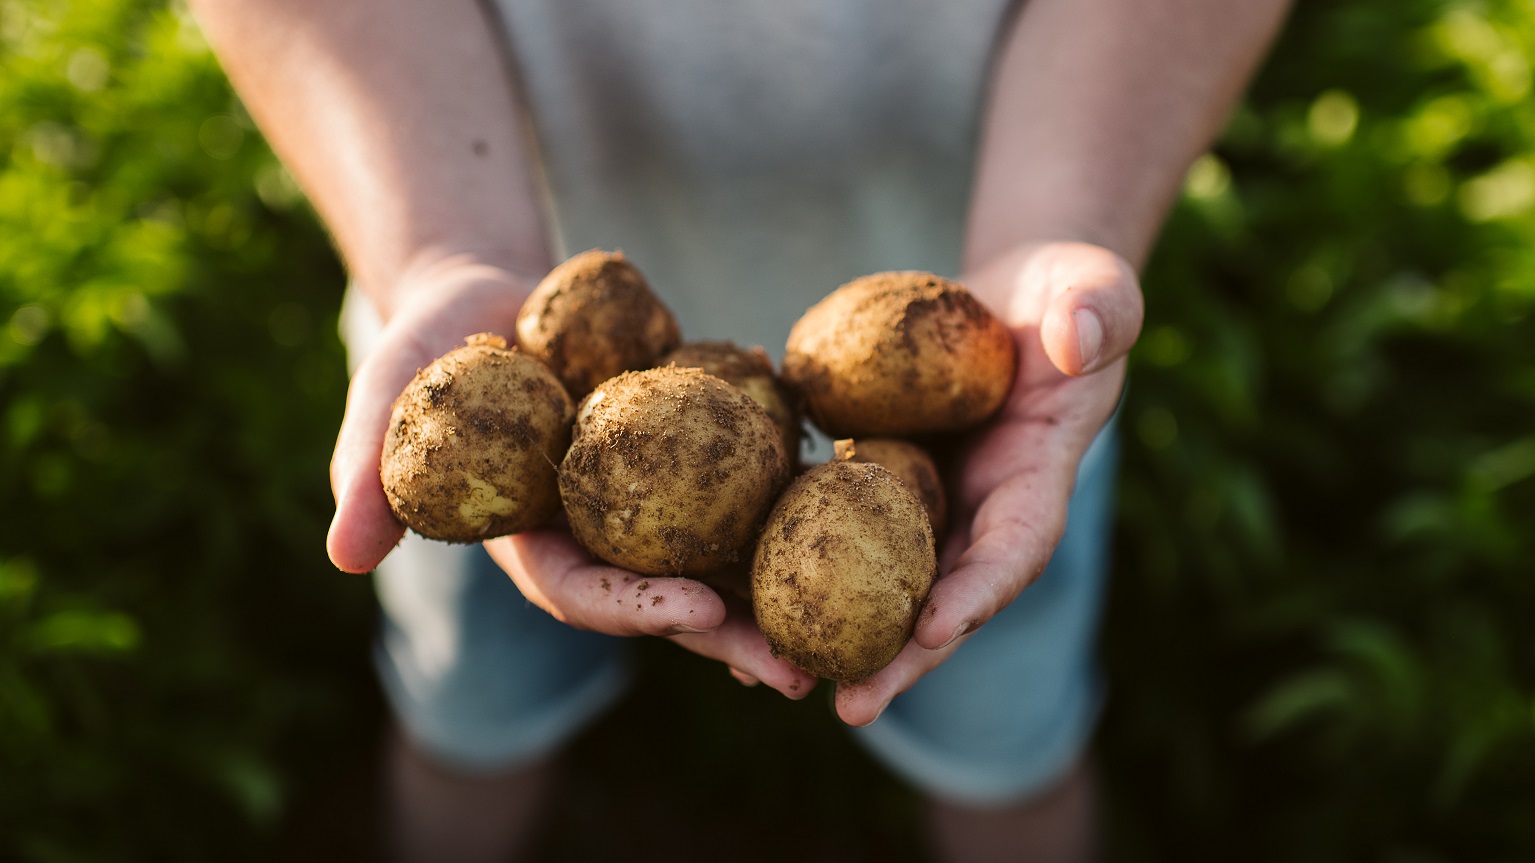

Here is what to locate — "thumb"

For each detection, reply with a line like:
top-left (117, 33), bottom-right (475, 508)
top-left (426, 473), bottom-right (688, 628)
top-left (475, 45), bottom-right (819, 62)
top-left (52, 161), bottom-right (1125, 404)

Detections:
top-left (1038, 246), bottom-right (1144, 376)
top-left (326, 346), bottom-right (418, 573)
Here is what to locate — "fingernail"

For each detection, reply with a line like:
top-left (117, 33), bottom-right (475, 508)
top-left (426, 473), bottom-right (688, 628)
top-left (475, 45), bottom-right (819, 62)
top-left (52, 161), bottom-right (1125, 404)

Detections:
top-left (667, 623), bottom-right (714, 635)
top-left (729, 667), bottom-right (760, 687)
top-left (940, 621), bottom-right (973, 650)
top-left (1074, 308), bottom-right (1104, 370)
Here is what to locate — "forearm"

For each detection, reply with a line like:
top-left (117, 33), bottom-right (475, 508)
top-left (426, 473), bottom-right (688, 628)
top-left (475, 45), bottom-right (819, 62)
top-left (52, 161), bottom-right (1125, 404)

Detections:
top-left (966, 0), bottom-right (1292, 271)
top-left (189, 0), bottom-right (550, 316)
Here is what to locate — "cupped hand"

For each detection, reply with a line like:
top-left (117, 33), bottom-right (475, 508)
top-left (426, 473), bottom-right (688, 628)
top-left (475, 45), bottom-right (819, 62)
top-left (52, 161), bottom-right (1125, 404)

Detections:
top-left (326, 255), bottom-right (816, 699)
top-left (834, 241), bottom-right (1143, 726)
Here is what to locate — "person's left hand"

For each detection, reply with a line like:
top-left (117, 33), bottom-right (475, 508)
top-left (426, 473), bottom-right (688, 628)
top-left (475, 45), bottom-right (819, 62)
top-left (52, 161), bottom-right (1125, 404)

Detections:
top-left (833, 240), bottom-right (1143, 726)
top-left (326, 256), bottom-right (816, 700)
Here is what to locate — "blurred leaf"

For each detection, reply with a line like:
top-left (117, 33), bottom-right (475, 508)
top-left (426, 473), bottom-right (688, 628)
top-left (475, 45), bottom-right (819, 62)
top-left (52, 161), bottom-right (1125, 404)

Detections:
top-left (24, 608), bottom-right (141, 654)
top-left (213, 753), bottom-right (284, 827)
top-left (1245, 668), bottom-right (1352, 741)
top-left (0, 557), bottom-right (39, 605)
top-left (1325, 619), bottom-right (1425, 740)
top-left (1468, 434), bottom-right (1535, 490)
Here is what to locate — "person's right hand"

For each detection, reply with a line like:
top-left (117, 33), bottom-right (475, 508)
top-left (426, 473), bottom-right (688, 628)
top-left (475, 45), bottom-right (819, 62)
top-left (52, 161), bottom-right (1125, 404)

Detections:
top-left (326, 255), bottom-right (817, 700)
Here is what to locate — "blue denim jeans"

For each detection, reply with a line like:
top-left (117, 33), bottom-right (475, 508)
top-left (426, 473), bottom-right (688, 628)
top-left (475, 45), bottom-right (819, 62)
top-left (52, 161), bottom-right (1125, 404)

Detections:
top-left (373, 420), bottom-right (1118, 804)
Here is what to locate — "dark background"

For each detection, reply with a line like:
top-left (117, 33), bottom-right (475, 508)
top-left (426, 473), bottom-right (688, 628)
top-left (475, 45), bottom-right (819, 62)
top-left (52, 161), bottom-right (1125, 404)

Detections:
top-left (2, 0), bottom-right (1532, 860)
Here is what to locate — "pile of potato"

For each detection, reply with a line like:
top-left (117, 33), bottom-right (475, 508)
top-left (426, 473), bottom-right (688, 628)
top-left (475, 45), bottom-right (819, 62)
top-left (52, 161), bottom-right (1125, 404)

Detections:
top-left (380, 250), bottom-right (1016, 682)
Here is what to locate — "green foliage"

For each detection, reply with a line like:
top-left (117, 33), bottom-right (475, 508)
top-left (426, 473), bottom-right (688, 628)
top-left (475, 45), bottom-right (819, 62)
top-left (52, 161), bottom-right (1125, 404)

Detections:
top-left (1, 0), bottom-right (1532, 860)
top-left (1105, 0), bottom-right (1535, 859)
top-left (0, 2), bottom-right (370, 860)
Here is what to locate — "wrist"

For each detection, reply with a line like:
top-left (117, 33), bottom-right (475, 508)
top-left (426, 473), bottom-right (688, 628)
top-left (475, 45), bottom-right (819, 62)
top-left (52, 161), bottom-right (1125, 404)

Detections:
top-left (964, 218), bottom-right (1150, 278)
top-left (365, 245), bottom-right (549, 322)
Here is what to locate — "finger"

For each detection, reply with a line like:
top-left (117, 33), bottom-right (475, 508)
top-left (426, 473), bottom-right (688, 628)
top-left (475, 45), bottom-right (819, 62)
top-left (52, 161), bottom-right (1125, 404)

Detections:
top-left (1036, 244), bottom-right (1144, 376)
top-left (669, 614), bottom-right (819, 700)
top-left (325, 338), bottom-right (434, 572)
top-left (913, 470), bottom-right (1070, 651)
top-left (485, 529), bottom-right (728, 637)
top-left (325, 273), bottom-right (534, 573)
top-left (833, 629), bottom-right (972, 726)
top-left (490, 531), bottom-right (813, 697)
top-left (729, 668), bottom-right (760, 687)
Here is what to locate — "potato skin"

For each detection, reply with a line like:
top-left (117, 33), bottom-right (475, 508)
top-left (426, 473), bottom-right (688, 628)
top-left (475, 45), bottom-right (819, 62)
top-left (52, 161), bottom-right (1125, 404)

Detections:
top-left (661, 341), bottom-right (801, 466)
top-left (833, 438), bottom-right (949, 539)
top-left (782, 271), bottom-right (1016, 437)
top-left (516, 249), bottom-right (682, 398)
top-left (381, 334), bottom-right (575, 542)
top-left (752, 460), bottom-right (938, 682)
top-left (558, 367), bottom-right (790, 576)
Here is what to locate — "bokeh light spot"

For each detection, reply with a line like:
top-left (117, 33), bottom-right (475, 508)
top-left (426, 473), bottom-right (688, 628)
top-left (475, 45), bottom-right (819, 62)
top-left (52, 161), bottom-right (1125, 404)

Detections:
top-left (9, 304), bottom-right (51, 346)
top-left (1309, 90), bottom-right (1359, 147)
top-left (1458, 160), bottom-right (1535, 222)
top-left (1184, 153), bottom-right (1231, 200)
top-left (66, 47), bottom-right (109, 91)
top-left (198, 114), bottom-right (244, 160)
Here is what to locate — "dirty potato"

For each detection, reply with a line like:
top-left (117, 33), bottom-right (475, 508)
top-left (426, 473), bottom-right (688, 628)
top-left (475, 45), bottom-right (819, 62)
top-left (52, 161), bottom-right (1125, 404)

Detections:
top-left (558, 367), bottom-right (789, 576)
top-left (782, 271), bottom-right (1016, 437)
top-left (751, 460), bottom-right (938, 682)
top-left (381, 333), bottom-right (575, 542)
top-left (833, 438), bottom-right (948, 539)
top-left (661, 340), bottom-right (801, 466)
top-left (516, 249), bottom-right (682, 398)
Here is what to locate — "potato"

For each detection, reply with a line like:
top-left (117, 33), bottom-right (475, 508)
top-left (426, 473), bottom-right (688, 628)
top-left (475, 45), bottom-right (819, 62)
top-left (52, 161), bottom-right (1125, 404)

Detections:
top-left (833, 437), bottom-right (948, 539)
top-left (381, 333), bottom-right (575, 542)
top-left (558, 366), bottom-right (790, 576)
top-left (781, 271), bottom-right (1016, 437)
top-left (516, 249), bottom-right (682, 398)
top-left (751, 460), bottom-right (938, 681)
top-left (661, 340), bottom-right (801, 466)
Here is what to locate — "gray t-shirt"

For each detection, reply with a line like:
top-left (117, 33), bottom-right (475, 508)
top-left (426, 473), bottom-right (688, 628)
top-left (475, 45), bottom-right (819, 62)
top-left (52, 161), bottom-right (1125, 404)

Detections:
top-left (492, 0), bottom-right (1015, 359)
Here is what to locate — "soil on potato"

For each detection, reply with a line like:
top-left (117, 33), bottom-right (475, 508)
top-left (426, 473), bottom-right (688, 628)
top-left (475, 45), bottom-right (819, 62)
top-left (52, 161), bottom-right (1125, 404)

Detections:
top-left (836, 437), bottom-right (949, 538)
top-left (753, 462), bottom-right (936, 682)
top-left (559, 367), bottom-right (788, 575)
top-left (662, 340), bottom-right (802, 468)
top-left (381, 340), bottom-right (572, 542)
top-left (661, 340), bottom-right (775, 380)
top-left (517, 249), bottom-right (682, 397)
top-left (783, 271), bottom-right (1015, 438)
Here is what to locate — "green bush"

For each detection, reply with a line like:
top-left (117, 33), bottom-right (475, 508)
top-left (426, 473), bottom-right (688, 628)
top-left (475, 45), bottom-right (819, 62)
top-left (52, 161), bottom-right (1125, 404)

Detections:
top-left (1, 0), bottom-right (1531, 860)
top-left (1107, 1), bottom-right (1535, 859)
top-left (0, 2), bottom-right (369, 860)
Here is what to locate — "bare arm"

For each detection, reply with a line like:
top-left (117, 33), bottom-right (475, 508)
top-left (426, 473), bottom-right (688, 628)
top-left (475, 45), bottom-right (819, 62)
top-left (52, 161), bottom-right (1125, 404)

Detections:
top-left (968, 0), bottom-right (1293, 272)
top-left (188, 0), bottom-right (816, 698)
top-left (837, 0), bottom-right (1292, 725)
top-left (188, 0), bottom-right (550, 314)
